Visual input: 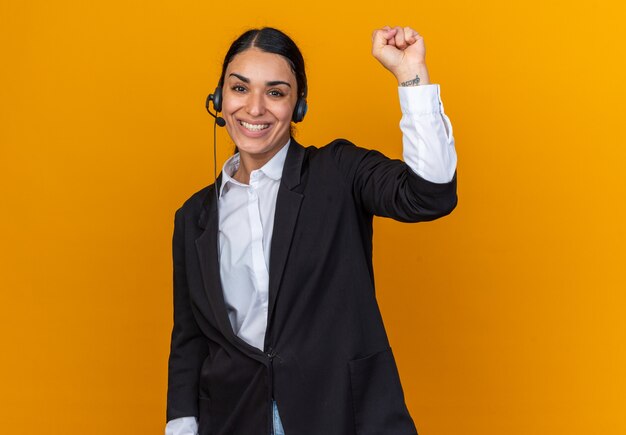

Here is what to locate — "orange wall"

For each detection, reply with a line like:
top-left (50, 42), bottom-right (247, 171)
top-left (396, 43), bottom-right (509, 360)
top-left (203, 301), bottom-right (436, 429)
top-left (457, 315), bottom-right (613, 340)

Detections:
top-left (1, 1), bottom-right (625, 434)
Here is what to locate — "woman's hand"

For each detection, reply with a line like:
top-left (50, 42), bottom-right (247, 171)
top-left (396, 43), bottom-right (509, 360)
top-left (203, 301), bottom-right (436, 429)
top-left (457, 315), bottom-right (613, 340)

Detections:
top-left (371, 26), bottom-right (430, 86)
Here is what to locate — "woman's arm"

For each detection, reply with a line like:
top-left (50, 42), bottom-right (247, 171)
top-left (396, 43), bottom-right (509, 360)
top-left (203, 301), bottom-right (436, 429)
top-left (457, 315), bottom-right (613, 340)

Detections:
top-left (166, 208), bottom-right (209, 426)
top-left (373, 26), bottom-right (456, 184)
top-left (331, 26), bottom-right (457, 221)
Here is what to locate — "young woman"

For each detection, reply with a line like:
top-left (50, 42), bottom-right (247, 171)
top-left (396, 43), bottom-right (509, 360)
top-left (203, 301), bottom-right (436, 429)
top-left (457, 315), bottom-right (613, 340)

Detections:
top-left (166, 26), bottom-right (457, 435)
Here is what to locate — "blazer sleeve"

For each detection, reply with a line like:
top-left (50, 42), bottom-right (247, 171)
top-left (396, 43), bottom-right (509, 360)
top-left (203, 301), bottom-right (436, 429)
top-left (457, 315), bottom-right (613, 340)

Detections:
top-left (166, 207), bottom-right (210, 422)
top-left (330, 139), bottom-right (458, 222)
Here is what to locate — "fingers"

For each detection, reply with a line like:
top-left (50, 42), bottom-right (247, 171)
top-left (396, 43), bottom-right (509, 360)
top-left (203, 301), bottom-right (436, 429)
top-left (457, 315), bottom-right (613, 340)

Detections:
top-left (372, 25), bottom-right (420, 49)
top-left (371, 25), bottom-right (427, 78)
top-left (372, 25), bottom-right (422, 64)
top-left (403, 26), bottom-right (419, 44)
top-left (371, 26), bottom-right (396, 48)
top-left (393, 26), bottom-right (407, 49)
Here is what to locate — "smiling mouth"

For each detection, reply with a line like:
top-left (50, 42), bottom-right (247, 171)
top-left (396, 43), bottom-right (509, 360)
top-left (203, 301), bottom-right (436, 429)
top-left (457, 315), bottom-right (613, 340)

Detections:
top-left (239, 120), bottom-right (270, 132)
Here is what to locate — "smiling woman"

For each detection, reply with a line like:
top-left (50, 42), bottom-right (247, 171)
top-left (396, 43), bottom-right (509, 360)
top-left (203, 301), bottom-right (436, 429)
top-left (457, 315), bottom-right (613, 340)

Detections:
top-left (222, 48), bottom-right (299, 181)
top-left (165, 26), bottom-right (458, 435)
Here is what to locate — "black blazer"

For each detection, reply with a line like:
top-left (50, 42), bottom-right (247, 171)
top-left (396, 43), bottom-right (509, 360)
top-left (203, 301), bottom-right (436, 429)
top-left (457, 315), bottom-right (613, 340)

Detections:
top-left (166, 138), bottom-right (457, 435)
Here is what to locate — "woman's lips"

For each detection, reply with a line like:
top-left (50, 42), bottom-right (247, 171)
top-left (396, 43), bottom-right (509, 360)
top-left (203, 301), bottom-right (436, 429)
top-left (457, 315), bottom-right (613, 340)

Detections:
top-left (236, 120), bottom-right (272, 137)
top-left (239, 120), bottom-right (270, 132)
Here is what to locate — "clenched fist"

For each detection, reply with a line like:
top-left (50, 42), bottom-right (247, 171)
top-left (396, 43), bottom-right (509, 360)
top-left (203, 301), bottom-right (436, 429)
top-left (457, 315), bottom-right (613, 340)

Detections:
top-left (372, 26), bottom-right (430, 86)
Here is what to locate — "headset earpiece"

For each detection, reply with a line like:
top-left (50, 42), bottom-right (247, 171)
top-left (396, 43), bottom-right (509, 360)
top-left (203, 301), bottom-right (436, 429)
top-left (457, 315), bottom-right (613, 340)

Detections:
top-left (206, 85), bottom-right (225, 127)
top-left (212, 86), bottom-right (223, 112)
top-left (210, 83), bottom-right (306, 123)
top-left (292, 84), bottom-right (308, 123)
top-left (292, 97), bottom-right (308, 123)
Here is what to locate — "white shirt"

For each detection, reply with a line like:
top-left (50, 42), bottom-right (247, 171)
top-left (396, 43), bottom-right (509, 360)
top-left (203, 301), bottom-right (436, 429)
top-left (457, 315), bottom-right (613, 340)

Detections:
top-left (217, 141), bottom-right (289, 349)
top-left (165, 84), bottom-right (457, 435)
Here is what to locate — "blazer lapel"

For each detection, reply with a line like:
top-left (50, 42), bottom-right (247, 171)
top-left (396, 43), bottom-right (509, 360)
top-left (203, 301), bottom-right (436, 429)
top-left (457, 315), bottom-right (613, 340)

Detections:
top-left (267, 140), bottom-right (306, 325)
top-left (194, 175), bottom-right (270, 362)
top-left (194, 175), bottom-right (236, 342)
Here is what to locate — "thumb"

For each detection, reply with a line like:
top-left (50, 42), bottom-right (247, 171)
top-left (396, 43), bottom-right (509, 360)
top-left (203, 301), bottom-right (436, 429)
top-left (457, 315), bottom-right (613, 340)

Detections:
top-left (371, 27), bottom-right (396, 54)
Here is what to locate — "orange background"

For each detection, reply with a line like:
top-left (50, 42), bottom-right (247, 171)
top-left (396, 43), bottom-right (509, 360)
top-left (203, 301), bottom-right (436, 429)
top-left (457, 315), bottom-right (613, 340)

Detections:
top-left (1, 1), bottom-right (625, 434)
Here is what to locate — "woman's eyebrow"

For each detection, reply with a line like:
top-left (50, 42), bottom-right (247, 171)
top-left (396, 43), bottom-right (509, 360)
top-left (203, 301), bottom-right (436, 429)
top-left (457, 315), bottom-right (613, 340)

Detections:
top-left (228, 73), bottom-right (291, 88)
top-left (266, 80), bottom-right (291, 87)
top-left (229, 73), bottom-right (250, 83)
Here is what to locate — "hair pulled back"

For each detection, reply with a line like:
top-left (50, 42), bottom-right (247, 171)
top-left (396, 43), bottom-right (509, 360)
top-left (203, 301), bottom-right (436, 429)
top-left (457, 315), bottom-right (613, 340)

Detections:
top-left (218, 27), bottom-right (307, 99)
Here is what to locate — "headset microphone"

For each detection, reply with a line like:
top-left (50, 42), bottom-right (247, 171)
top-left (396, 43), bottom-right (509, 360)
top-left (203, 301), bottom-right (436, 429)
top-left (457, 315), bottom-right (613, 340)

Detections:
top-left (205, 92), bottom-right (226, 127)
top-left (205, 89), bottom-right (225, 213)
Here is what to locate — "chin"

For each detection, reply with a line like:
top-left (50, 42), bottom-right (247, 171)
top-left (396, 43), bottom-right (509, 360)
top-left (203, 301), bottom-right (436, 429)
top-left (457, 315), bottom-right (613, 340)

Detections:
top-left (229, 127), bottom-right (290, 159)
top-left (236, 139), bottom-right (286, 157)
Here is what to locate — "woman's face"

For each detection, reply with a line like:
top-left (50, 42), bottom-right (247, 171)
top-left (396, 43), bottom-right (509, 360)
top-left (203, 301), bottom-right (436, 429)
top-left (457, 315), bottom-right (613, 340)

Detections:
top-left (222, 48), bottom-right (298, 163)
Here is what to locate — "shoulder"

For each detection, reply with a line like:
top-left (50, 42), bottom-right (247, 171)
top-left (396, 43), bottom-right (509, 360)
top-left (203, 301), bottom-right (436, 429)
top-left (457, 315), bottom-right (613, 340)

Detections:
top-left (308, 138), bottom-right (383, 181)
top-left (174, 183), bottom-right (214, 221)
top-left (293, 137), bottom-right (383, 181)
top-left (302, 138), bottom-right (373, 165)
top-left (314, 138), bottom-right (360, 154)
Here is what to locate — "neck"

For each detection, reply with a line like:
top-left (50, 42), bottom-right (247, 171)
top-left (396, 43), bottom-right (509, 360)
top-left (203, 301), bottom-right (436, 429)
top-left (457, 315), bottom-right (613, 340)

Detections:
top-left (232, 157), bottom-right (257, 184)
top-left (233, 140), bottom-right (289, 184)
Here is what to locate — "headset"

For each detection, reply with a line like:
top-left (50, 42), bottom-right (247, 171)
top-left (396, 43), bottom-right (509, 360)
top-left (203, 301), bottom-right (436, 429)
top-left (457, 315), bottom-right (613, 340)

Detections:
top-left (205, 82), bottom-right (308, 125)
top-left (204, 80), bottom-right (307, 207)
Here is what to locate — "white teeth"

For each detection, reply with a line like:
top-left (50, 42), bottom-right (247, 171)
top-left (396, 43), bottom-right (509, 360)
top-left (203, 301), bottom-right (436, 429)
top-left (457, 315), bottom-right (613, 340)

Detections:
top-left (240, 121), bottom-right (269, 132)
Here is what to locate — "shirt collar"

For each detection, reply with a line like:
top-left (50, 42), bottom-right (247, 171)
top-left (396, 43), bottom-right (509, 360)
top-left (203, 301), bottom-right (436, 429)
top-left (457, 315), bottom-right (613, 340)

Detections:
top-left (219, 139), bottom-right (291, 197)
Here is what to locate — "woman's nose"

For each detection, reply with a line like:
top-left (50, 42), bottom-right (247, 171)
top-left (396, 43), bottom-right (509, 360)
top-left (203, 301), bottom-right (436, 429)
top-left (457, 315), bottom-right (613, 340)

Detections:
top-left (245, 92), bottom-right (265, 117)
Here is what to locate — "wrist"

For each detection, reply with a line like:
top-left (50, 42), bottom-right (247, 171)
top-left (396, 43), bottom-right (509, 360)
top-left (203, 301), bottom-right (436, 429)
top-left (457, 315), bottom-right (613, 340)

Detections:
top-left (395, 63), bottom-right (430, 86)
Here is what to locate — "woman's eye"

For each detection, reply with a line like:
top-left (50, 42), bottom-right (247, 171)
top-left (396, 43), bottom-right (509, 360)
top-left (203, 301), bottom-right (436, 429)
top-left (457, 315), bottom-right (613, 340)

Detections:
top-left (232, 85), bottom-right (246, 93)
top-left (268, 89), bottom-right (284, 97)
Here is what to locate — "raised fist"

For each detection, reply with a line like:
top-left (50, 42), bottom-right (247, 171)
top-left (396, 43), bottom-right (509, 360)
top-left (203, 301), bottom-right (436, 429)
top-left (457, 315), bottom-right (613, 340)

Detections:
top-left (372, 26), bottom-right (429, 85)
